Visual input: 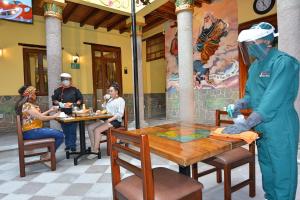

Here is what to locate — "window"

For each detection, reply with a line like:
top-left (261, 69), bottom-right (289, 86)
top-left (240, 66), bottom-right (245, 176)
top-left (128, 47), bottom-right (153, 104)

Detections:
top-left (23, 48), bottom-right (48, 96)
top-left (146, 33), bottom-right (165, 62)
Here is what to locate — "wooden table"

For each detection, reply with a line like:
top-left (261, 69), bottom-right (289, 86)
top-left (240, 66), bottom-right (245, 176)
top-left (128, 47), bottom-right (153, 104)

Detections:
top-left (122, 123), bottom-right (247, 176)
top-left (56, 114), bottom-right (112, 165)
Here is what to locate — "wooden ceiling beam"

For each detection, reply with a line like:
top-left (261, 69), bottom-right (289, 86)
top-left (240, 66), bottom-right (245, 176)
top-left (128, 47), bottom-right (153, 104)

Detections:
top-left (119, 26), bottom-right (131, 34)
top-left (63, 3), bottom-right (79, 24)
top-left (151, 10), bottom-right (176, 20)
top-left (145, 14), bottom-right (160, 24)
top-left (107, 16), bottom-right (129, 32)
top-left (203, 0), bottom-right (212, 4)
top-left (94, 12), bottom-right (115, 30)
top-left (80, 8), bottom-right (99, 27)
top-left (163, 1), bottom-right (176, 10)
top-left (157, 6), bottom-right (175, 15)
top-left (194, 1), bottom-right (202, 7)
top-left (143, 18), bottom-right (168, 32)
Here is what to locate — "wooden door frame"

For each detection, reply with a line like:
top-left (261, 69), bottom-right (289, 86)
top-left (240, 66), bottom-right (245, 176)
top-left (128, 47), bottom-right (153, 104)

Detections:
top-left (238, 14), bottom-right (277, 98)
top-left (91, 44), bottom-right (123, 109)
top-left (23, 48), bottom-right (47, 96)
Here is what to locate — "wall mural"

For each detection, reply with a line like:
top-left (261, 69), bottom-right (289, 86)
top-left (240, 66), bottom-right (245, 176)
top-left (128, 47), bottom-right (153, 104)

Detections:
top-left (82, 0), bottom-right (153, 14)
top-left (165, 0), bottom-right (239, 93)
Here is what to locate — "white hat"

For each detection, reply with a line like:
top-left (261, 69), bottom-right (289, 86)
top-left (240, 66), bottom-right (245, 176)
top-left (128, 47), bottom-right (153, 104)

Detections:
top-left (237, 22), bottom-right (279, 42)
top-left (60, 73), bottom-right (72, 78)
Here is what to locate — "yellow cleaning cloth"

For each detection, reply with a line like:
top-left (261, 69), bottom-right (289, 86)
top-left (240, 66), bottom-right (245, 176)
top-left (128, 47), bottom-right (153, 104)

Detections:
top-left (210, 128), bottom-right (258, 144)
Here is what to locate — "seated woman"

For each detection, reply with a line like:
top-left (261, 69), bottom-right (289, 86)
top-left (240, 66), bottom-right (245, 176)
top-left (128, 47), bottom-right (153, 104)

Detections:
top-left (87, 83), bottom-right (125, 154)
top-left (15, 86), bottom-right (64, 162)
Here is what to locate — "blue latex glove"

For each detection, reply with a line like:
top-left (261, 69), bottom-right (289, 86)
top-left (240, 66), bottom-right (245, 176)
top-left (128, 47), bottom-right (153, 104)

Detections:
top-left (227, 98), bottom-right (249, 118)
top-left (222, 112), bottom-right (262, 134)
top-left (226, 104), bottom-right (236, 118)
top-left (222, 123), bottom-right (249, 134)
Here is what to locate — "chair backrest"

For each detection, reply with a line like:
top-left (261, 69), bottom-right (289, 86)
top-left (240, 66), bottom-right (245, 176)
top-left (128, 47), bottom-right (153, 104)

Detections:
top-left (122, 106), bottom-right (128, 131)
top-left (215, 109), bottom-right (251, 126)
top-left (110, 129), bottom-right (154, 200)
top-left (16, 115), bottom-right (24, 149)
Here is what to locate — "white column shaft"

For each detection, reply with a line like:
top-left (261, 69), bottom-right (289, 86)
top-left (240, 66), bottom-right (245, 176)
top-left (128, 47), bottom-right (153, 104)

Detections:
top-left (177, 11), bottom-right (194, 123)
top-left (136, 35), bottom-right (145, 126)
top-left (277, 0), bottom-right (300, 134)
top-left (45, 16), bottom-right (62, 128)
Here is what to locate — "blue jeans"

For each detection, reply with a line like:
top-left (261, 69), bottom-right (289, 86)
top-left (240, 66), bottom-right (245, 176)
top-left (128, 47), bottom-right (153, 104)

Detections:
top-left (61, 122), bottom-right (77, 149)
top-left (23, 128), bottom-right (64, 151)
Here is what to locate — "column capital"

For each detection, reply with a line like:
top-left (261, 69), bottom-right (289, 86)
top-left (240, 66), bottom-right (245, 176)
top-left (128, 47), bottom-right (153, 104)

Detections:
top-left (126, 17), bottom-right (146, 36)
top-left (41, 0), bottom-right (66, 20)
top-left (175, 0), bottom-right (194, 13)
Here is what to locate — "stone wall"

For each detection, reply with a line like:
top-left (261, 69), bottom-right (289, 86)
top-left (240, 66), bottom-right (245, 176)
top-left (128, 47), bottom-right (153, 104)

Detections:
top-left (166, 88), bottom-right (239, 125)
top-left (0, 95), bottom-right (49, 133)
top-left (0, 93), bottom-right (166, 133)
top-left (123, 93), bottom-right (166, 121)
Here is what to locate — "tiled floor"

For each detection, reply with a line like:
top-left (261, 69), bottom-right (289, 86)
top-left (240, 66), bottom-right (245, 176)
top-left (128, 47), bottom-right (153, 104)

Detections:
top-left (0, 119), bottom-right (299, 200)
top-left (2, 141), bottom-right (300, 200)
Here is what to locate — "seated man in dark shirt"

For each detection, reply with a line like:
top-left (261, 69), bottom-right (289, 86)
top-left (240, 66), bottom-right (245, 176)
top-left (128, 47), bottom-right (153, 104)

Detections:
top-left (52, 73), bottom-right (83, 152)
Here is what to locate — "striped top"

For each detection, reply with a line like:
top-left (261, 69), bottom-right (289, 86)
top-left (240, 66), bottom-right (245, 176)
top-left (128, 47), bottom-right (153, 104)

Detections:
top-left (104, 97), bottom-right (125, 122)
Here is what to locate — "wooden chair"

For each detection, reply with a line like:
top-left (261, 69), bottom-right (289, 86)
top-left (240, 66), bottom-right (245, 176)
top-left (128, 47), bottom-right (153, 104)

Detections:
top-left (110, 129), bottom-right (203, 200)
top-left (16, 115), bottom-right (56, 177)
top-left (192, 110), bottom-right (255, 200)
top-left (103, 107), bottom-right (128, 156)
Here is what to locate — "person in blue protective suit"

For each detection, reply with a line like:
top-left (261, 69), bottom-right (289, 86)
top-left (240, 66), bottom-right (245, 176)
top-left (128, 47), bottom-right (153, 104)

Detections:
top-left (223, 22), bottom-right (300, 200)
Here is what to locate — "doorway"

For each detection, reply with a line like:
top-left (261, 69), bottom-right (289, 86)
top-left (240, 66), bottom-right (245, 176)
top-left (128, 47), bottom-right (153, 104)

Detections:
top-left (23, 48), bottom-right (48, 96)
top-left (91, 45), bottom-right (122, 109)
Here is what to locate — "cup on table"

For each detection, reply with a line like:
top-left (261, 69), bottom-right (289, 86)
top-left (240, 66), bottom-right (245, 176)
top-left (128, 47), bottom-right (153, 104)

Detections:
top-left (89, 108), bottom-right (94, 116)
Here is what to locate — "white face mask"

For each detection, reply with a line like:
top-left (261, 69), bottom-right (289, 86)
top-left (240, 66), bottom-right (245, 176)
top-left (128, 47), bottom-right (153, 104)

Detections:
top-left (62, 80), bottom-right (70, 87)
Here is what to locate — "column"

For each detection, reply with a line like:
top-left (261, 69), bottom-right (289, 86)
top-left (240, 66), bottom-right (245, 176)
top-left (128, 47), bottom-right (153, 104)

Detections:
top-left (175, 0), bottom-right (195, 123)
top-left (129, 17), bottom-right (147, 128)
top-left (136, 24), bottom-right (147, 127)
top-left (42, 0), bottom-right (65, 128)
top-left (277, 0), bottom-right (300, 136)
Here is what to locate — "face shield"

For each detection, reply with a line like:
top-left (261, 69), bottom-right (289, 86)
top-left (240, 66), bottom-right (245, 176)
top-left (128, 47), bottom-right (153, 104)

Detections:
top-left (237, 22), bottom-right (278, 65)
top-left (238, 40), bottom-right (270, 65)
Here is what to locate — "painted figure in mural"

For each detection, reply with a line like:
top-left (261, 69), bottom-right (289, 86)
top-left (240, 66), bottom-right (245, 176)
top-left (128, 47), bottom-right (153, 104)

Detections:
top-left (52, 73), bottom-right (83, 152)
top-left (170, 31), bottom-right (178, 64)
top-left (223, 22), bottom-right (300, 200)
top-left (193, 12), bottom-right (228, 85)
top-left (166, 22), bottom-right (180, 92)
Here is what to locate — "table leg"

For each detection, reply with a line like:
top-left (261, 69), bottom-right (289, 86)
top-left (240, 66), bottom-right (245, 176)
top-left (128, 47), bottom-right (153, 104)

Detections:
top-left (79, 121), bottom-right (86, 153)
top-left (68, 121), bottom-right (101, 165)
top-left (73, 121), bottom-right (87, 165)
top-left (179, 165), bottom-right (191, 176)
